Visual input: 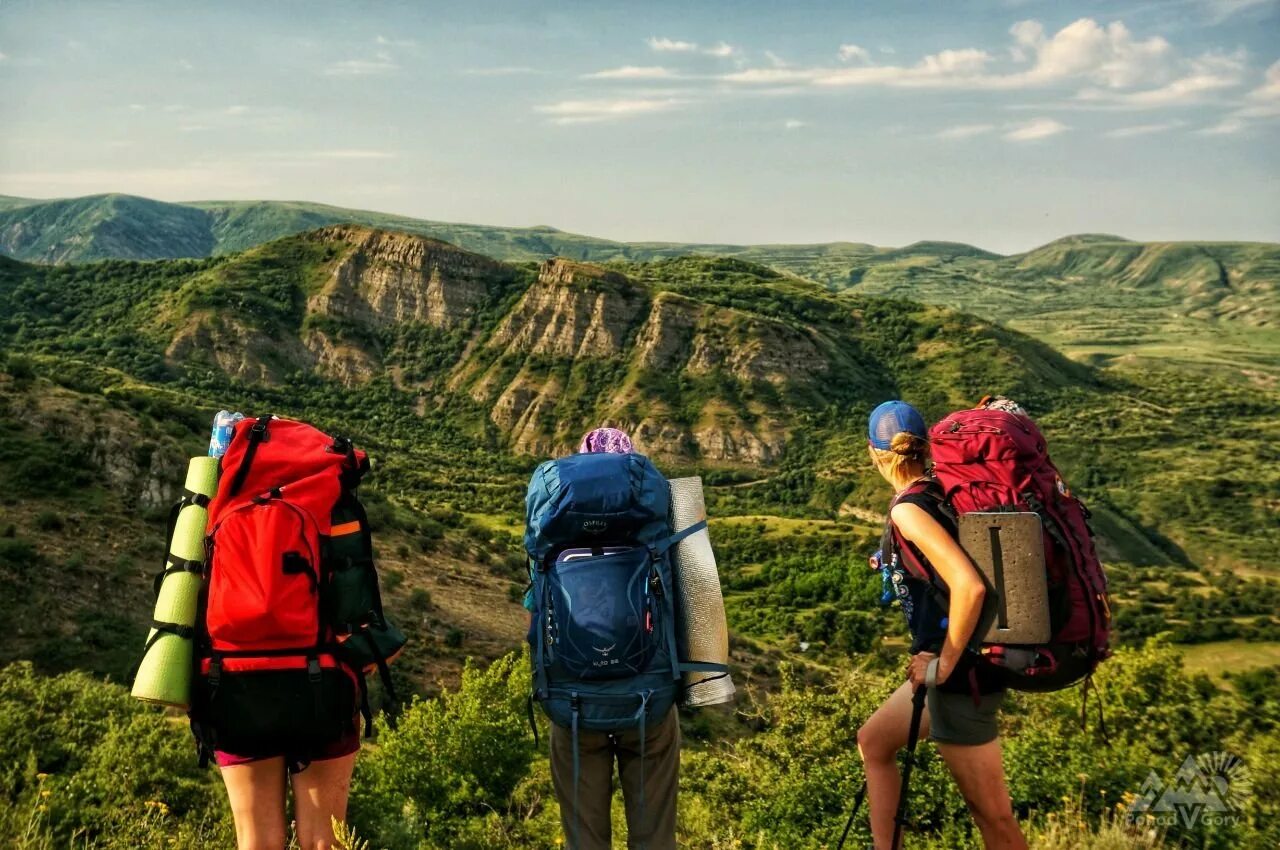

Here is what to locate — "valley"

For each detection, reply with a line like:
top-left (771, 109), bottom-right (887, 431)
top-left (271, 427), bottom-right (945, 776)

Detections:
top-left (1, 209), bottom-right (1277, 849)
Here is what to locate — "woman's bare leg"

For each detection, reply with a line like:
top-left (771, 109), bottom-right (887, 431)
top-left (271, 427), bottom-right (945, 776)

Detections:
top-left (291, 752), bottom-right (358, 850)
top-left (936, 740), bottom-right (1027, 850)
top-left (220, 758), bottom-right (288, 850)
top-left (857, 682), bottom-right (930, 850)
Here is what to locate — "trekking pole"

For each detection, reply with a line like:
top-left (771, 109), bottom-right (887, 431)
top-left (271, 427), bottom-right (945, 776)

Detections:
top-left (834, 780), bottom-right (867, 850)
top-left (890, 685), bottom-right (928, 849)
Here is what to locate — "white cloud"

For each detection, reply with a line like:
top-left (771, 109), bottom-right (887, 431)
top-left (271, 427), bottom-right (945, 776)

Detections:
top-left (0, 51), bottom-right (7, 61)
top-left (1199, 0), bottom-right (1277, 23)
top-left (535, 97), bottom-right (686, 125)
top-left (375, 35), bottom-right (417, 48)
top-left (719, 17), bottom-right (1232, 101)
top-left (0, 164), bottom-right (273, 196)
top-left (1075, 49), bottom-right (1245, 107)
top-left (764, 50), bottom-right (789, 68)
top-left (1004, 117), bottom-right (1068, 140)
top-left (721, 67), bottom-right (823, 84)
top-left (1104, 121), bottom-right (1183, 137)
top-left (583, 65), bottom-right (677, 80)
top-left (783, 118), bottom-right (806, 129)
top-left (838, 44), bottom-right (871, 63)
top-left (128, 103), bottom-right (146, 112)
top-left (938, 123), bottom-right (996, 139)
top-left (1241, 58), bottom-right (1280, 112)
top-left (809, 48), bottom-right (993, 88)
top-left (324, 54), bottom-right (397, 76)
top-left (1198, 116), bottom-right (1247, 134)
top-left (178, 59), bottom-right (194, 71)
top-left (308, 149), bottom-right (395, 160)
top-left (225, 105), bottom-right (250, 115)
top-left (647, 37), bottom-right (698, 53)
top-left (463, 66), bottom-right (538, 76)
top-left (645, 36), bottom-right (737, 58)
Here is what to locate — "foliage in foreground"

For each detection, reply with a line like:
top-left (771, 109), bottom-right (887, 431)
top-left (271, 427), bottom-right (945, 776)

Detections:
top-left (3, 639), bottom-right (1278, 849)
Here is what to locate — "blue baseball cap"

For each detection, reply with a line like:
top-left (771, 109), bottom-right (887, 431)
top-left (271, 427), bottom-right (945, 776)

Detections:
top-left (868, 400), bottom-right (927, 450)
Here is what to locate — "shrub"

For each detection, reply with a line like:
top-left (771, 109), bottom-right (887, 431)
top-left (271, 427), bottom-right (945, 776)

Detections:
top-left (34, 512), bottom-right (63, 532)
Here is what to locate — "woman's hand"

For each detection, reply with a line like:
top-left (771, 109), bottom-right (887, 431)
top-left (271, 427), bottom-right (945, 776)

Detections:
top-left (907, 651), bottom-right (952, 686)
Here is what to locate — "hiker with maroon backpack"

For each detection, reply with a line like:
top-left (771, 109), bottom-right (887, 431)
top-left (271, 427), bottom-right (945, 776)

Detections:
top-left (190, 415), bottom-right (404, 850)
top-left (842, 398), bottom-right (1111, 849)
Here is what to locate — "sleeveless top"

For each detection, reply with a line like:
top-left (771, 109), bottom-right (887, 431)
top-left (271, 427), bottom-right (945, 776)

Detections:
top-left (882, 478), bottom-right (1004, 697)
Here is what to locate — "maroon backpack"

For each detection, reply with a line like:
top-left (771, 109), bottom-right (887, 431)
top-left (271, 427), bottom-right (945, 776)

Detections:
top-left (892, 406), bottom-right (1112, 691)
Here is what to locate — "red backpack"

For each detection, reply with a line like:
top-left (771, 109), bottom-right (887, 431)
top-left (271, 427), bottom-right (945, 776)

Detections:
top-left (892, 405), bottom-right (1111, 692)
top-left (190, 415), bottom-right (404, 761)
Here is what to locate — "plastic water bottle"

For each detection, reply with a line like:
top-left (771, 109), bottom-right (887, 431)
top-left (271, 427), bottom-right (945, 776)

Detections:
top-left (208, 410), bottom-right (245, 458)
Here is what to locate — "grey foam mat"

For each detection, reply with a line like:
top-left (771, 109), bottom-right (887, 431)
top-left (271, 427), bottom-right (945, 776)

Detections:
top-left (669, 477), bottom-right (736, 707)
top-left (959, 512), bottom-right (1051, 645)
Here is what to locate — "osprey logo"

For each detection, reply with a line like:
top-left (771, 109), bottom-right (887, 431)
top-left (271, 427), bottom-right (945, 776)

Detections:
top-left (591, 643), bottom-right (620, 669)
top-left (582, 519), bottom-right (608, 535)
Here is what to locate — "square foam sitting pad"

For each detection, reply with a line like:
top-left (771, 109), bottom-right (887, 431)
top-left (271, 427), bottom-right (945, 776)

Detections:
top-left (959, 512), bottom-right (1051, 646)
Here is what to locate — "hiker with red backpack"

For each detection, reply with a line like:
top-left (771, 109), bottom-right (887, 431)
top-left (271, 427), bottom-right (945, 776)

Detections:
top-left (184, 415), bottom-right (403, 850)
top-left (841, 398), bottom-right (1110, 850)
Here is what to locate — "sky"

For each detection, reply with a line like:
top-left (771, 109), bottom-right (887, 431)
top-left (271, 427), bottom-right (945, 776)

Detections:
top-left (0, 0), bottom-right (1277, 253)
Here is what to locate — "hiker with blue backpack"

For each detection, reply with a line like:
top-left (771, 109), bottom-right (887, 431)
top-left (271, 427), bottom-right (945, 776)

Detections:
top-left (841, 399), bottom-right (1110, 850)
top-left (524, 427), bottom-right (724, 850)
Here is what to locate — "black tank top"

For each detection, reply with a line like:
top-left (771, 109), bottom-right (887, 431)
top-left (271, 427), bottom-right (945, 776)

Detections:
top-left (883, 479), bottom-right (1004, 696)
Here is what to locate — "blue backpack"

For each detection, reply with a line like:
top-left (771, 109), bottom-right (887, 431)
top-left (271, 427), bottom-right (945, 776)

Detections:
top-left (524, 451), bottom-right (715, 741)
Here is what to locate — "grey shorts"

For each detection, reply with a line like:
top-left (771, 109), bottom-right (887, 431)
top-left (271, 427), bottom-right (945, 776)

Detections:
top-left (928, 688), bottom-right (1004, 745)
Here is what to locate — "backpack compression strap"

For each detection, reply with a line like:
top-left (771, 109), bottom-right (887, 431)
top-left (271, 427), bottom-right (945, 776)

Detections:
top-left (226, 415), bottom-right (272, 498)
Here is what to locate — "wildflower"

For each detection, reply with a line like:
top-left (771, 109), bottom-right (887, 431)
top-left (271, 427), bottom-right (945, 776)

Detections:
top-left (36, 772), bottom-right (50, 781)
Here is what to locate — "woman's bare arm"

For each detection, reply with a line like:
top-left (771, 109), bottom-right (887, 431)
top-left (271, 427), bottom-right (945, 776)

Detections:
top-left (891, 501), bottom-right (986, 684)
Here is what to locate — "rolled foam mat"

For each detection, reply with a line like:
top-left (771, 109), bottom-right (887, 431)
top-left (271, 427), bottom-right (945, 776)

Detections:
top-left (668, 477), bottom-right (736, 707)
top-left (132, 456), bottom-right (218, 708)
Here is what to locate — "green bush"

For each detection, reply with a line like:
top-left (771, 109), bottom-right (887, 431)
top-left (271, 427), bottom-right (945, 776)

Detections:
top-left (350, 652), bottom-right (540, 849)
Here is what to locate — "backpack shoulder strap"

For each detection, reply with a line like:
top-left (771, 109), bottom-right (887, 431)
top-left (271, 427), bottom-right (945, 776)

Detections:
top-left (888, 479), bottom-right (946, 582)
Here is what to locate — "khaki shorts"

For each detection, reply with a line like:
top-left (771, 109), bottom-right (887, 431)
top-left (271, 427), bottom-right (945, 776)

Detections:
top-left (928, 688), bottom-right (1004, 745)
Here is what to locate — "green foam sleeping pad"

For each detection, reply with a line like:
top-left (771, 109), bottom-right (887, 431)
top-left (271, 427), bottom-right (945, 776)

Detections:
top-left (131, 456), bottom-right (218, 709)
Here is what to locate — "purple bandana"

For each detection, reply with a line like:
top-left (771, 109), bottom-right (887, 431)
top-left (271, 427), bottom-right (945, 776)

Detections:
top-left (578, 427), bottom-right (634, 455)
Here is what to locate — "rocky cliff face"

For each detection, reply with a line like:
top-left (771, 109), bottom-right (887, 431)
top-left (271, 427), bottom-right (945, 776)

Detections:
top-left (166, 312), bottom-right (315, 385)
top-left (459, 258), bottom-right (839, 463)
top-left (149, 226), bottom-right (973, 466)
top-left (486, 259), bottom-right (647, 358)
top-left (306, 225), bottom-right (514, 329)
top-left (25, 386), bottom-right (188, 510)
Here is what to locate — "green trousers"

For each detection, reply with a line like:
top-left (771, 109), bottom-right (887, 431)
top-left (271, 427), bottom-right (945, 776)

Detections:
top-left (549, 707), bottom-right (680, 850)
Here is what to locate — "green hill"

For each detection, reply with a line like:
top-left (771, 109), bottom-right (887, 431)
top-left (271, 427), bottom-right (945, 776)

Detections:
top-left (3, 193), bottom-right (1276, 380)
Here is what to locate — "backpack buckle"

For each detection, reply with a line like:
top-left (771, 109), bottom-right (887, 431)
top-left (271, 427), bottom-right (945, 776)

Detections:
top-left (248, 417), bottom-right (271, 442)
top-left (307, 657), bottom-right (322, 683)
top-left (208, 656), bottom-right (222, 688)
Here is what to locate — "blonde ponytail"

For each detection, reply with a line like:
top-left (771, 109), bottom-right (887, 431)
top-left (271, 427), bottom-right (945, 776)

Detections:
top-left (869, 430), bottom-right (930, 490)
